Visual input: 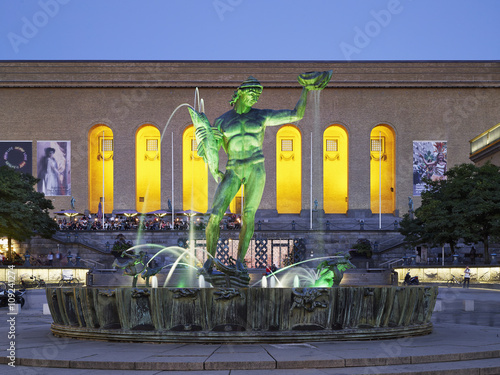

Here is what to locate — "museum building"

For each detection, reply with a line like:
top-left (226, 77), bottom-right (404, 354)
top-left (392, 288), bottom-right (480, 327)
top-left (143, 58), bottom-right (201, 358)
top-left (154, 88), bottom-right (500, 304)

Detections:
top-left (0, 61), bottom-right (499, 220)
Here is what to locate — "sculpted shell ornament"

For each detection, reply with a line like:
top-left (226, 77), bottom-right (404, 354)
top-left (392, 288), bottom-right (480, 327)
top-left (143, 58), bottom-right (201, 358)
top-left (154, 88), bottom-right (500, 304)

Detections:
top-left (214, 288), bottom-right (241, 301)
top-left (290, 288), bottom-right (329, 313)
top-left (98, 289), bottom-right (116, 297)
top-left (131, 288), bottom-right (150, 298)
top-left (170, 288), bottom-right (200, 299)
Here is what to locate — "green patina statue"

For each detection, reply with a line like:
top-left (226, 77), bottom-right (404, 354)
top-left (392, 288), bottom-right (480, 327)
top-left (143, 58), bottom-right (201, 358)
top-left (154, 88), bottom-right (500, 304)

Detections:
top-left (314, 252), bottom-right (356, 287)
top-left (189, 71), bottom-right (332, 280)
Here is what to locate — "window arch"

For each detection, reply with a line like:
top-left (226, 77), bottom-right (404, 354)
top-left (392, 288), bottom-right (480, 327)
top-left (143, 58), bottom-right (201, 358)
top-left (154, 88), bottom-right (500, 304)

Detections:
top-left (276, 125), bottom-right (302, 214)
top-left (323, 125), bottom-right (348, 213)
top-left (370, 124), bottom-right (396, 214)
top-left (136, 124), bottom-right (161, 213)
top-left (88, 124), bottom-right (114, 214)
top-left (182, 125), bottom-right (208, 213)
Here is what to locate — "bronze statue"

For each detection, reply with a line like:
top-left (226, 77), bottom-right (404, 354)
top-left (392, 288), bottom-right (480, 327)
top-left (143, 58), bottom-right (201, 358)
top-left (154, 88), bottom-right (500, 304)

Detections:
top-left (188, 71), bottom-right (332, 281)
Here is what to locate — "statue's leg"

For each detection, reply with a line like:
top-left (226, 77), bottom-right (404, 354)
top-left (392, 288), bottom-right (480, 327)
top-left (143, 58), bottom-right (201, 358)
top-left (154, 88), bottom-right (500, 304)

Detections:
top-left (205, 170), bottom-right (242, 269)
top-left (237, 163), bottom-right (266, 269)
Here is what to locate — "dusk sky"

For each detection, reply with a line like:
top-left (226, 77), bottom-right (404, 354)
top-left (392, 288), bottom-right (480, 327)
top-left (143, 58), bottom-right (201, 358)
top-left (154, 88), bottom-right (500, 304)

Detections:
top-left (0, 0), bottom-right (499, 61)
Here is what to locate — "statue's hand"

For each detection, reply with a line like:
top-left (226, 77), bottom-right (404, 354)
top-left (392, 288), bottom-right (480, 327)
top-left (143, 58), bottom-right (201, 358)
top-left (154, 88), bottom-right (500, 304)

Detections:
top-left (298, 70), bottom-right (333, 91)
top-left (209, 166), bottom-right (224, 183)
top-left (217, 170), bottom-right (224, 182)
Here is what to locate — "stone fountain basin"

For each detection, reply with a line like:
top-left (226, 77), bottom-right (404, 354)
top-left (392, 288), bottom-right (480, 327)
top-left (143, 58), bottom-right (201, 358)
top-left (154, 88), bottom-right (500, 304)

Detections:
top-left (46, 286), bottom-right (438, 343)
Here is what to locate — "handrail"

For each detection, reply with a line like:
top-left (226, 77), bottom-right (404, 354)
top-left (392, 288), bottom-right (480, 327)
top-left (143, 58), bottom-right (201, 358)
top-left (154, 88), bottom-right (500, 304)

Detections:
top-left (80, 259), bottom-right (104, 268)
top-left (379, 258), bottom-right (404, 268)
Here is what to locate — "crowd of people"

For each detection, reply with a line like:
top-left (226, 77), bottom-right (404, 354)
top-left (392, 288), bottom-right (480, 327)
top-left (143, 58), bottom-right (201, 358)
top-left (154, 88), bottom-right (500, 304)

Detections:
top-left (55, 214), bottom-right (241, 232)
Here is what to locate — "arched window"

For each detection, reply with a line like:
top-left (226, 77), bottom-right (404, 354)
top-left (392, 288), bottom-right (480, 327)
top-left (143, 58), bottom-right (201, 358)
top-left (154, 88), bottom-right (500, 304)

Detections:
top-left (370, 124), bottom-right (396, 214)
top-left (136, 124), bottom-right (161, 213)
top-left (276, 125), bottom-right (302, 214)
top-left (229, 186), bottom-right (244, 215)
top-left (323, 125), bottom-right (348, 213)
top-left (182, 125), bottom-right (208, 213)
top-left (88, 124), bottom-right (113, 214)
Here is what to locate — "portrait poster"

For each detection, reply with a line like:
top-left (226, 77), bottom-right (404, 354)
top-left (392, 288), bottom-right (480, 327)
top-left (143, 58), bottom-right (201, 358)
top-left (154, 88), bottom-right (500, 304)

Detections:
top-left (36, 141), bottom-right (71, 196)
top-left (412, 141), bottom-right (447, 196)
top-left (0, 141), bottom-right (32, 174)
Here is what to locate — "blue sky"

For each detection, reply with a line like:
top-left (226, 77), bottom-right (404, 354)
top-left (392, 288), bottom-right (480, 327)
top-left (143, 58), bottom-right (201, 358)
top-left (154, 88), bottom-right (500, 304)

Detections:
top-left (0, 0), bottom-right (499, 61)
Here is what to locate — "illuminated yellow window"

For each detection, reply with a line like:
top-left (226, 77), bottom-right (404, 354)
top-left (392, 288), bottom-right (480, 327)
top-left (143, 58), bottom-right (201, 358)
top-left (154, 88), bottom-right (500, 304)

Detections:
top-left (370, 138), bottom-right (383, 152)
top-left (136, 125), bottom-right (161, 213)
top-left (281, 139), bottom-right (293, 152)
top-left (88, 125), bottom-right (114, 214)
top-left (101, 138), bottom-right (114, 152)
top-left (146, 139), bottom-right (158, 152)
top-left (370, 125), bottom-right (395, 214)
top-left (276, 125), bottom-right (301, 214)
top-left (323, 126), bottom-right (348, 214)
top-left (326, 139), bottom-right (338, 152)
top-left (183, 125), bottom-right (207, 212)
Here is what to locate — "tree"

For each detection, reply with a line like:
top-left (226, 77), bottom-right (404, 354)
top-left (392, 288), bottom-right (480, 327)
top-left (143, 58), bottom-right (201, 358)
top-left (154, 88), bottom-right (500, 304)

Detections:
top-left (458, 163), bottom-right (500, 263)
top-left (399, 163), bottom-right (500, 263)
top-left (0, 166), bottom-right (57, 261)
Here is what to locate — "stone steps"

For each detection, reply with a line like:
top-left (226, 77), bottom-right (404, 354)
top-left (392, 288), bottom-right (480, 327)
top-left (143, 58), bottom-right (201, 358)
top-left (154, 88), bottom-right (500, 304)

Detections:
top-left (317, 358), bottom-right (500, 375)
top-left (10, 348), bottom-right (500, 373)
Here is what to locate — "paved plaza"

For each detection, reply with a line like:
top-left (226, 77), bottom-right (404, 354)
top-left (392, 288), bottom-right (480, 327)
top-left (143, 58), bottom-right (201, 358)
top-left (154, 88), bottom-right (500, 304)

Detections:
top-left (1, 286), bottom-right (499, 374)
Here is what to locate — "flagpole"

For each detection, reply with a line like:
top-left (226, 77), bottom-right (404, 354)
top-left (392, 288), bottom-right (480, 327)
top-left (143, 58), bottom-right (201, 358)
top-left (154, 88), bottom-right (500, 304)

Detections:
top-left (379, 131), bottom-right (382, 230)
top-left (310, 132), bottom-right (313, 230)
top-left (102, 130), bottom-right (105, 230)
top-left (171, 131), bottom-right (174, 226)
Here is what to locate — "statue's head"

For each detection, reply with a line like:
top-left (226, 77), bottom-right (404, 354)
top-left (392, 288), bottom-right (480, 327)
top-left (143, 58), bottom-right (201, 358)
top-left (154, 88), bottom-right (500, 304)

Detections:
top-left (230, 76), bottom-right (263, 106)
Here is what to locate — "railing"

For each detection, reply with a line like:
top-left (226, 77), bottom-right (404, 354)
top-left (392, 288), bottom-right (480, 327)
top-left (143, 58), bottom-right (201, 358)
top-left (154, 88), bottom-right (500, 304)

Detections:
top-left (187, 238), bottom-right (304, 269)
top-left (379, 258), bottom-right (404, 268)
top-left (470, 123), bottom-right (500, 155)
top-left (54, 219), bottom-right (402, 233)
top-left (80, 259), bottom-right (105, 270)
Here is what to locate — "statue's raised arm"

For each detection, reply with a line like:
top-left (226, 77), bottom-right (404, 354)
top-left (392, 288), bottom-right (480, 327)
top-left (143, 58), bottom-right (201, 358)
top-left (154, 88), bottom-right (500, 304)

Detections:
top-left (264, 70), bottom-right (333, 127)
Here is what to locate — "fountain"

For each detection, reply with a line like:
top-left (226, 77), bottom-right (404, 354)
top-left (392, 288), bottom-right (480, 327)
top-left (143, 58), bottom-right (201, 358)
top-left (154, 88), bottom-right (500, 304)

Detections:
top-left (46, 71), bottom-right (438, 343)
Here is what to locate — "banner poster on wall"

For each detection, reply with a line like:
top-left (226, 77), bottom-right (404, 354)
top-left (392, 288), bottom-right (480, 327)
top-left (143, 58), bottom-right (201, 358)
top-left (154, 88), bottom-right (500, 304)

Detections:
top-left (0, 141), bottom-right (32, 174)
top-left (36, 141), bottom-right (71, 196)
top-left (413, 140), bottom-right (447, 196)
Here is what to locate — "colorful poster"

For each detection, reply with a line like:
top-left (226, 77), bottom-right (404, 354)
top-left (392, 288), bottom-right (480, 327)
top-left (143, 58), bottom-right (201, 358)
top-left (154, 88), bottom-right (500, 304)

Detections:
top-left (413, 141), bottom-right (447, 196)
top-left (36, 141), bottom-right (71, 196)
top-left (0, 141), bottom-right (32, 174)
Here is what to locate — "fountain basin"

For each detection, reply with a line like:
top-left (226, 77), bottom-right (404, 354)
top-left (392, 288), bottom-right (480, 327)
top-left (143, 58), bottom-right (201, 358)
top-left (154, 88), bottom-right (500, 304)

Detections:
top-left (46, 286), bottom-right (438, 343)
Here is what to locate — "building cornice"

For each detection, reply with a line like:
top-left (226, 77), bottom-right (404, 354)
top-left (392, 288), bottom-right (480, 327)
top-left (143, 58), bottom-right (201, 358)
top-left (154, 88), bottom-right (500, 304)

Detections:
top-left (0, 60), bottom-right (499, 89)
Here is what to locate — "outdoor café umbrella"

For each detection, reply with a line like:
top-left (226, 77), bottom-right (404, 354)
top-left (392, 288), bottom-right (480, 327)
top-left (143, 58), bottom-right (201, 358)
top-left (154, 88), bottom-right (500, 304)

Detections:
top-left (54, 209), bottom-right (82, 218)
top-left (146, 209), bottom-right (171, 218)
top-left (176, 209), bottom-right (203, 217)
top-left (115, 209), bottom-right (141, 217)
top-left (176, 209), bottom-right (204, 223)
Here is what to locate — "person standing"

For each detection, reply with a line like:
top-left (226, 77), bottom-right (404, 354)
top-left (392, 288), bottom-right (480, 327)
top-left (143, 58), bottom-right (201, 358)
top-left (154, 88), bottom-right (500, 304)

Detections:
top-left (47, 251), bottom-right (54, 266)
top-left (55, 249), bottom-right (61, 265)
top-left (463, 266), bottom-right (471, 288)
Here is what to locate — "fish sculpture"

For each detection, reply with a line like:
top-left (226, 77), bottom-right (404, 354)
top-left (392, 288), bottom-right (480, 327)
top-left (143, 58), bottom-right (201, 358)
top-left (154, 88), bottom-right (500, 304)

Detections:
top-left (188, 107), bottom-right (224, 182)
